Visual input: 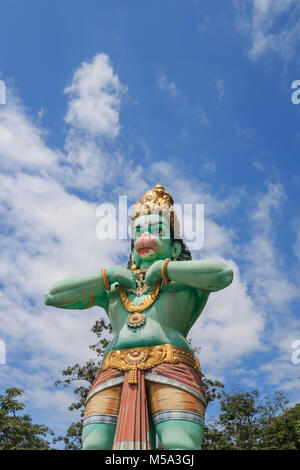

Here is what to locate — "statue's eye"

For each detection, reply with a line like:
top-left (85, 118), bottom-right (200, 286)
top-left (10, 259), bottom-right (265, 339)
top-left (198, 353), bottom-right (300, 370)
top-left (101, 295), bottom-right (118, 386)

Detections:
top-left (152, 228), bottom-right (164, 236)
top-left (134, 226), bottom-right (142, 238)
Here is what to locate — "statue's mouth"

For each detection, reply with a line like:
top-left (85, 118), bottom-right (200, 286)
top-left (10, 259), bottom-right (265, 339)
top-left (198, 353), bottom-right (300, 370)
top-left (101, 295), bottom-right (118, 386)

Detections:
top-left (137, 247), bottom-right (157, 258)
top-left (135, 236), bottom-right (159, 258)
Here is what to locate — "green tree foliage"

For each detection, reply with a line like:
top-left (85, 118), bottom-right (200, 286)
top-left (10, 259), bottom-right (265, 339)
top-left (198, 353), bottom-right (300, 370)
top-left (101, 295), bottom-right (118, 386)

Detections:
top-left (0, 387), bottom-right (54, 450)
top-left (203, 387), bottom-right (300, 450)
top-left (258, 402), bottom-right (300, 450)
top-left (54, 318), bottom-right (112, 449)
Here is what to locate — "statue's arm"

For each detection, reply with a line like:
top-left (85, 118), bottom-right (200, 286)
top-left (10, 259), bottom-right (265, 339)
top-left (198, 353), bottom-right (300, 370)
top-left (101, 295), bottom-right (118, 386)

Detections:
top-left (166, 260), bottom-right (233, 292)
top-left (44, 274), bottom-right (108, 310)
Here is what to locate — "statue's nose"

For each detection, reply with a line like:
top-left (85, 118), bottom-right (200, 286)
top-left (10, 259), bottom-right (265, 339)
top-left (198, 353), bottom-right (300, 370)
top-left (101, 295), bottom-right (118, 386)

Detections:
top-left (140, 232), bottom-right (153, 239)
top-left (136, 231), bottom-right (152, 239)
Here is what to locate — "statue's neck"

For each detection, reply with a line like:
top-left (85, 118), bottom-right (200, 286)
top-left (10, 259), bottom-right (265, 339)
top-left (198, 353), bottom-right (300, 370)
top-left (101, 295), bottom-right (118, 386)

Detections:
top-left (139, 260), bottom-right (154, 269)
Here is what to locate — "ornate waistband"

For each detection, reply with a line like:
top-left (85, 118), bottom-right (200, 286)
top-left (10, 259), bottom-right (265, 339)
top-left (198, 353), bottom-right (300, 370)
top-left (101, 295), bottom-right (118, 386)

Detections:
top-left (101, 344), bottom-right (200, 384)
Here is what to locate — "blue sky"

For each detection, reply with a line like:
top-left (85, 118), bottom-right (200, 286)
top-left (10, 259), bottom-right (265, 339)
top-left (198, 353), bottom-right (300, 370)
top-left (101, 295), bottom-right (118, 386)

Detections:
top-left (0, 0), bottom-right (300, 443)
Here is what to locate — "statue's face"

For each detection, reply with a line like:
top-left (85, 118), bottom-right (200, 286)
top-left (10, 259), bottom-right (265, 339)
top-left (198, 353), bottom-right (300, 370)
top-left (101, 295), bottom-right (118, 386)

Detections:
top-left (132, 213), bottom-right (180, 268)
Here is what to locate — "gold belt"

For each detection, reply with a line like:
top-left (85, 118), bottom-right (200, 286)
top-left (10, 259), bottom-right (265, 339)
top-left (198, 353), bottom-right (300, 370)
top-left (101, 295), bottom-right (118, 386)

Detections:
top-left (101, 344), bottom-right (200, 384)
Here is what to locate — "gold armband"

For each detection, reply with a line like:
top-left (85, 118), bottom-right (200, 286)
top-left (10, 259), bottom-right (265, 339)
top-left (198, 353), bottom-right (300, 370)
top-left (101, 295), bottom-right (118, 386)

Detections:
top-left (101, 268), bottom-right (111, 291)
top-left (161, 258), bottom-right (172, 285)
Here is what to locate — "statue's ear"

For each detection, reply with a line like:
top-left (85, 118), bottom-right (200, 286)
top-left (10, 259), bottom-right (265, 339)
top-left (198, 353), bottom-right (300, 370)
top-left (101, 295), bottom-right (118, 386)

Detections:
top-left (127, 240), bottom-right (135, 270)
top-left (172, 241), bottom-right (181, 260)
top-left (130, 244), bottom-right (138, 270)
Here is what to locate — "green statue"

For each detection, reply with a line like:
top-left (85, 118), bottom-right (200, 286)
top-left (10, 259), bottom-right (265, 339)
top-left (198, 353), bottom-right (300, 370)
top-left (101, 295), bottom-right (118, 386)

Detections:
top-left (45, 184), bottom-right (233, 450)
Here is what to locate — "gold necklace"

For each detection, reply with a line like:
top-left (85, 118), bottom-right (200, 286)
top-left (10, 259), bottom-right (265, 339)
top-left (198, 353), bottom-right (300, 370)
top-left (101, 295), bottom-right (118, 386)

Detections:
top-left (119, 279), bottom-right (161, 313)
top-left (119, 279), bottom-right (162, 329)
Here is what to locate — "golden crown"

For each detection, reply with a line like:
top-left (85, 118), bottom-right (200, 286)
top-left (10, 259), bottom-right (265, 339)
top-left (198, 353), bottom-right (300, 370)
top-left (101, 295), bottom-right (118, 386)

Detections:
top-left (131, 184), bottom-right (180, 235)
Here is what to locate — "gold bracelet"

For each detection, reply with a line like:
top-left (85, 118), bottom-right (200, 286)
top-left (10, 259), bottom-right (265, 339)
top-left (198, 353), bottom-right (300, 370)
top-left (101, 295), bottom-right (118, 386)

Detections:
top-left (161, 258), bottom-right (172, 284)
top-left (101, 268), bottom-right (111, 291)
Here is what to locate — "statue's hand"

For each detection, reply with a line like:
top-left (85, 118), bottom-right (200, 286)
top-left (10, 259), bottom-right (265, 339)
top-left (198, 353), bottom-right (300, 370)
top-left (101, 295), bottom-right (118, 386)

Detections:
top-left (145, 260), bottom-right (163, 286)
top-left (107, 265), bottom-right (136, 289)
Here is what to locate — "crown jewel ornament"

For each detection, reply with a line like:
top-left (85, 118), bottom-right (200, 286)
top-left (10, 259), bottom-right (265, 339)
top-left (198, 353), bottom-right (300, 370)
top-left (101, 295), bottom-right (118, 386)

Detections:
top-left (131, 184), bottom-right (180, 237)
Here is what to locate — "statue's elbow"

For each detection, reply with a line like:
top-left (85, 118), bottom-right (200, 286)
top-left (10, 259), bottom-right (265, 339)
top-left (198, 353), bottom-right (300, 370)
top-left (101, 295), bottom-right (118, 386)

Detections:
top-left (44, 293), bottom-right (54, 306)
top-left (221, 266), bottom-right (233, 288)
top-left (207, 266), bottom-right (233, 291)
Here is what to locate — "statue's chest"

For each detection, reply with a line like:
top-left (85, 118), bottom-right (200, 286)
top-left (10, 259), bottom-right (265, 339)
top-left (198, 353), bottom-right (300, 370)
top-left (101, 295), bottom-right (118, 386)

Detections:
top-left (120, 283), bottom-right (196, 317)
top-left (108, 284), bottom-right (196, 334)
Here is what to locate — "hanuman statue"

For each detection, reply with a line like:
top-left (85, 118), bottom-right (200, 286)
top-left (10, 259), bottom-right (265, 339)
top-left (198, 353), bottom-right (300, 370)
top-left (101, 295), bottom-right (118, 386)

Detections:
top-left (45, 184), bottom-right (233, 450)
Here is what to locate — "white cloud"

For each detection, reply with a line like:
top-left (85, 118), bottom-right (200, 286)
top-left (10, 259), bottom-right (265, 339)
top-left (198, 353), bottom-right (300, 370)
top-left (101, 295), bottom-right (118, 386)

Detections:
top-left (258, 318), bottom-right (300, 403)
top-left (0, 92), bottom-right (60, 172)
top-left (235, 121), bottom-right (258, 147)
top-left (234, 0), bottom-right (300, 62)
top-left (196, 106), bottom-right (210, 126)
top-left (190, 259), bottom-right (265, 372)
top-left (64, 53), bottom-right (126, 137)
top-left (244, 182), bottom-right (299, 308)
top-left (0, 53), bottom-right (130, 433)
top-left (156, 70), bottom-right (180, 100)
top-left (60, 53), bottom-right (150, 199)
top-left (213, 78), bottom-right (225, 102)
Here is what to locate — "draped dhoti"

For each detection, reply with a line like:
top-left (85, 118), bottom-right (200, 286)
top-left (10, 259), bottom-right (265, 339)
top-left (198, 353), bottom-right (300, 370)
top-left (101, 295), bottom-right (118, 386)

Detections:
top-left (83, 345), bottom-right (207, 450)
